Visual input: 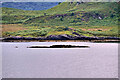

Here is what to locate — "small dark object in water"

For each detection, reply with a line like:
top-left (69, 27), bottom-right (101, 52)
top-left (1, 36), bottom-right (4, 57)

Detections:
top-left (15, 46), bottom-right (18, 48)
top-left (28, 45), bottom-right (89, 48)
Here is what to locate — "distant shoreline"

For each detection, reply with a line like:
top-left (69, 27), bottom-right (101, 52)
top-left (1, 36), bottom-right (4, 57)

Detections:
top-left (1, 40), bottom-right (120, 43)
top-left (1, 36), bottom-right (120, 42)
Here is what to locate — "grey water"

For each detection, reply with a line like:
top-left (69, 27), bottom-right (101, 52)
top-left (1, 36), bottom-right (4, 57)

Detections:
top-left (1, 42), bottom-right (118, 78)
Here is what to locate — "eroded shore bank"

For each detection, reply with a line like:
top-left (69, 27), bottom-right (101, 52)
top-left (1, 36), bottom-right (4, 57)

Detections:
top-left (1, 35), bottom-right (120, 42)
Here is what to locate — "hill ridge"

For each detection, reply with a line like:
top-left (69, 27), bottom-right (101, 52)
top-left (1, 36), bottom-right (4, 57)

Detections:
top-left (1, 2), bottom-right (119, 38)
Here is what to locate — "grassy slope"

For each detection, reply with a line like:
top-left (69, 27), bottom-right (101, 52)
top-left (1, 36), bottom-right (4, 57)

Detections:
top-left (1, 2), bottom-right (119, 37)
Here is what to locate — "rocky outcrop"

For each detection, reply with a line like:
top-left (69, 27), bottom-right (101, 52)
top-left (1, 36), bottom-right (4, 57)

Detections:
top-left (83, 12), bottom-right (105, 20)
top-left (2, 34), bottom-right (120, 41)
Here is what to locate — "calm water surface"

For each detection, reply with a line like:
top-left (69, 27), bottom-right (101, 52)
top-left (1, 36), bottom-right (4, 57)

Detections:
top-left (1, 42), bottom-right (118, 78)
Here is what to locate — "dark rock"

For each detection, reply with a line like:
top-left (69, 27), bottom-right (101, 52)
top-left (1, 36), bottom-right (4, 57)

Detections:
top-left (2, 35), bottom-right (120, 41)
top-left (72, 32), bottom-right (81, 36)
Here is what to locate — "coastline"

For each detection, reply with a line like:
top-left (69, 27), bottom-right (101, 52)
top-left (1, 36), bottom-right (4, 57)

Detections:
top-left (1, 36), bottom-right (120, 42)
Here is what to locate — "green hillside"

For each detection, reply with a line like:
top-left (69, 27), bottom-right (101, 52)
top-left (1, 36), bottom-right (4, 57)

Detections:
top-left (1, 2), bottom-right (119, 38)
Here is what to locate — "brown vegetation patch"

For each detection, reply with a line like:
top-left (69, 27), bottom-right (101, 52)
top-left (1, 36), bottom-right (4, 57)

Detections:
top-left (1, 24), bottom-right (27, 33)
